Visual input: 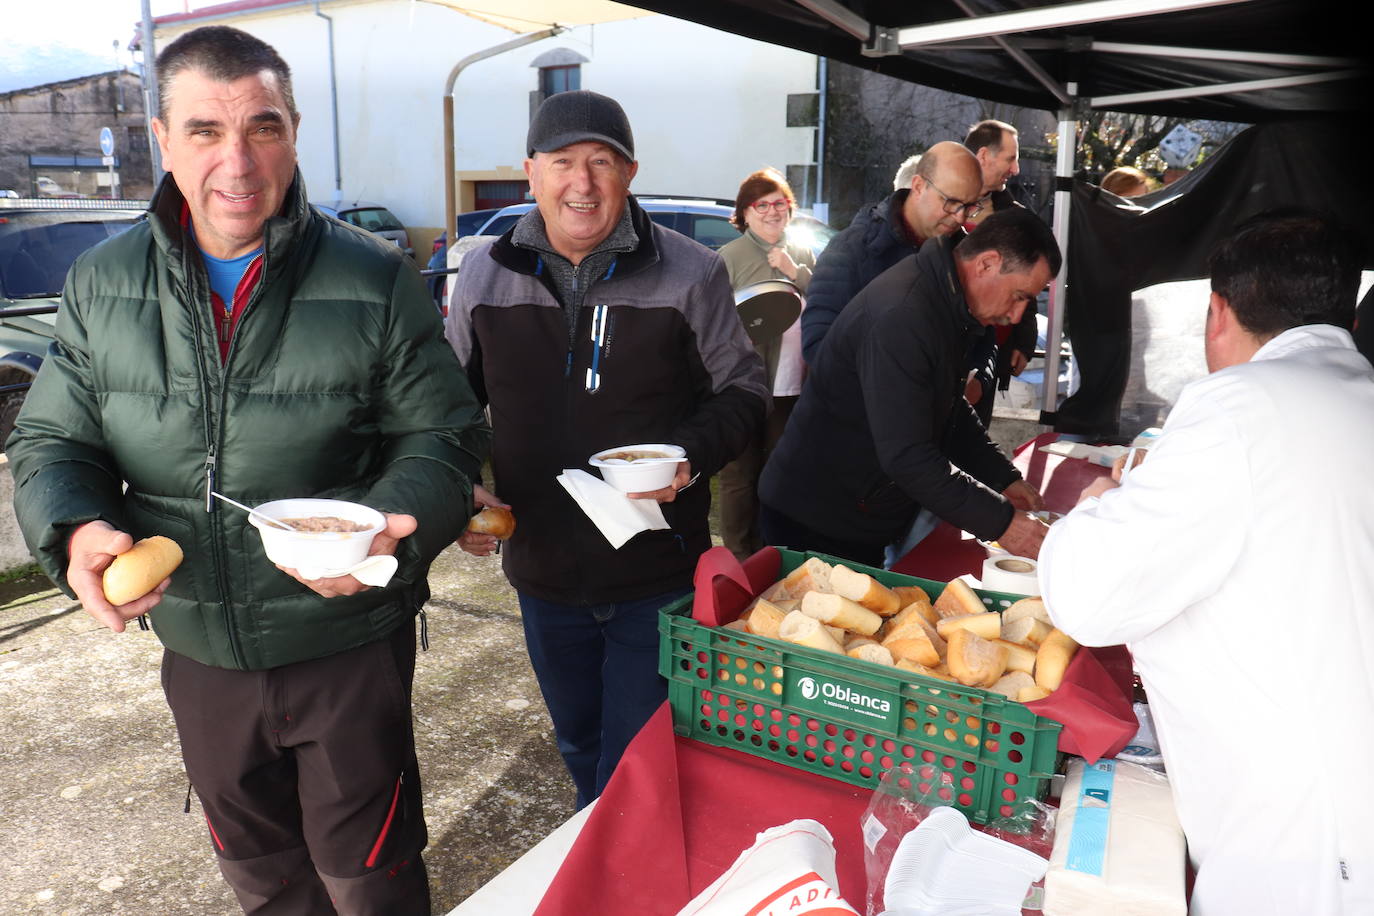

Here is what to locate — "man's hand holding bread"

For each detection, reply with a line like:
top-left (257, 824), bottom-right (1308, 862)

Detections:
top-left (67, 520), bottom-right (177, 632)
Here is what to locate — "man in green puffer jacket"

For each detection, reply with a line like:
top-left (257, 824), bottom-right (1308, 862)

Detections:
top-left (5, 26), bottom-right (489, 915)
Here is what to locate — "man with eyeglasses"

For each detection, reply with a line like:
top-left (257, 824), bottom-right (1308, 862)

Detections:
top-left (445, 91), bottom-right (767, 810)
top-left (801, 141), bottom-right (985, 364)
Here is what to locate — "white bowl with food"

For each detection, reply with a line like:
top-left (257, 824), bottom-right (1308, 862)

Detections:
top-left (588, 443), bottom-right (686, 493)
top-left (249, 498), bottom-right (386, 577)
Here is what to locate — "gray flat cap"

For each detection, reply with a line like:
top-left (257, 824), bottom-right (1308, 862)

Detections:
top-left (526, 90), bottom-right (635, 162)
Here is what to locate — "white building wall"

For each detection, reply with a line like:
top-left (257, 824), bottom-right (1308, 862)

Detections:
top-left (158, 1), bottom-right (817, 233)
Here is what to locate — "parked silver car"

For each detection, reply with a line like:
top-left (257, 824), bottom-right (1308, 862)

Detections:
top-left (312, 198), bottom-right (413, 257)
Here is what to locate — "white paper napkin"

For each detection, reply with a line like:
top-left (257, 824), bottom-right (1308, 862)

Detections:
top-left (296, 553), bottom-right (398, 586)
top-left (557, 468), bottom-right (669, 549)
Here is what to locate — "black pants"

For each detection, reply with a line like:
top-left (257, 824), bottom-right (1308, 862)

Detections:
top-left (758, 503), bottom-right (887, 569)
top-left (162, 623), bottom-right (430, 915)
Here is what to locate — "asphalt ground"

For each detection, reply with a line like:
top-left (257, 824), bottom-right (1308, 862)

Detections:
top-left (0, 544), bottom-right (571, 915)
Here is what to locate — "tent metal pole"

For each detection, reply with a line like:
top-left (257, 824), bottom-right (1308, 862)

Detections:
top-left (1093, 69), bottom-right (1363, 107)
top-left (1090, 41), bottom-right (1362, 68)
top-left (1042, 102), bottom-right (1077, 419)
top-left (443, 27), bottom-right (565, 244)
top-left (951, 0), bottom-right (1072, 106)
top-left (897, 0), bottom-right (1249, 48)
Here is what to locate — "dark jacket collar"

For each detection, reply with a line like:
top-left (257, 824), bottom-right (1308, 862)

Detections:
top-left (147, 168), bottom-right (314, 283)
top-left (489, 195), bottom-right (660, 279)
top-left (922, 233), bottom-right (984, 337)
top-left (880, 189), bottom-right (919, 249)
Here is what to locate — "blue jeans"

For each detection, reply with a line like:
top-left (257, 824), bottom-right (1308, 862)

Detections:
top-left (517, 587), bottom-right (690, 810)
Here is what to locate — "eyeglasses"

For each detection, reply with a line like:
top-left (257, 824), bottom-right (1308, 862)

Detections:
top-left (922, 178), bottom-right (983, 219)
top-left (749, 199), bottom-right (791, 214)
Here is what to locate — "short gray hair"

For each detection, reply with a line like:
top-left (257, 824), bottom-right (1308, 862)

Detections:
top-left (157, 26), bottom-right (297, 122)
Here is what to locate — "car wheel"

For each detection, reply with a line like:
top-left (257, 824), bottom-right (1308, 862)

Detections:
top-left (0, 363), bottom-right (37, 451)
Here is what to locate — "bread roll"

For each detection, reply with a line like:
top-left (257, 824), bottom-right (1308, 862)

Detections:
top-left (881, 615), bottom-right (946, 667)
top-left (829, 565), bottom-right (901, 616)
top-left (1002, 596), bottom-right (1050, 627)
top-left (722, 619), bottom-right (749, 632)
top-left (773, 598), bottom-right (800, 613)
top-left (990, 670), bottom-right (1035, 699)
top-left (777, 610), bottom-right (844, 654)
top-left (466, 506), bottom-right (516, 539)
top-left (758, 580), bottom-right (790, 602)
top-left (800, 591), bottom-right (882, 636)
top-left (102, 536), bottom-right (183, 606)
top-left (946, 629), bottom-right (1008, 688)
top-left (1001, 615), bottom-right (1053, 647)
top-left (933, 579), bottom-right (985, 619)
top-left (777, 557), bottom-right (834, 599)
top-left (847, 642), bottom-right (895, 666)
top-left (1018, 685), bottom-right (1053, 703)
top-left (893, 584), bottom-right (931, 608)
top-left (1035, 628), bottom-right (1080, 690)
top-left (895, 658), bottom-right (955, 682)
top-left (744, 598), bottom-right (787, 640)
top-left (993, 638), bottom-right (1037, 675)
top-left (935, 612), bottom-right (1002, 641)
top-left (891, 597), bottom-right (939, 628)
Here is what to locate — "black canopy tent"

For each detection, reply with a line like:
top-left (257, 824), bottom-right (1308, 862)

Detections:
top-left (621, 0), bottom-right (1372, 437)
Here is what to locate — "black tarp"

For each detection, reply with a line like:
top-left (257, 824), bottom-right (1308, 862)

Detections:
top-left (625, 0), bottom-right (1369, 122)
top-left (1056, 120), bottom-right (1374, 438)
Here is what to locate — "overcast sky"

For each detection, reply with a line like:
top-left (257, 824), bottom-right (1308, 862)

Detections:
top-left (1, 0), bottom-right (187, 92)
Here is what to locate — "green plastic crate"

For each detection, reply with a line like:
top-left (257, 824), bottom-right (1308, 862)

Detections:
top-left (658, 549), bottom-right (1062, 825)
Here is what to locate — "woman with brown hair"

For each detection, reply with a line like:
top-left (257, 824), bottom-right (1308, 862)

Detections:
top-left (716, 167), bottom-right (816, 559)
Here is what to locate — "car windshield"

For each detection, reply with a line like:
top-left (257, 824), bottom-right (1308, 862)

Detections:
top-left (341, 207), bottom-right (404, 232)
top-left (0, 212), bottom-right (142, 298)
top-left (477, 214), bottom-right (523, 237)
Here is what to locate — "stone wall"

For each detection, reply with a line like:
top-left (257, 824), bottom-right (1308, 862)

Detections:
top-left (0, 70), bottom-right (153, 200)
top-left (821, 61), bottom-right (1057, 229)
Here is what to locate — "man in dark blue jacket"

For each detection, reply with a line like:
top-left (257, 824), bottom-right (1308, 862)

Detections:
top-left (761, 209), bottom-right (1058, 568)
top-left (800, 142), bottom-right (983, 364)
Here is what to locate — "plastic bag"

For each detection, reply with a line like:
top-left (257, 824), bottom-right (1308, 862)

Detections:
top-left (860, 764), bottom-right (1056, 916)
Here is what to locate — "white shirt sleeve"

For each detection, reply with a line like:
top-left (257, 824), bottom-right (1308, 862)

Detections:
top-left (1038, 378), bottom-right (1254, 646)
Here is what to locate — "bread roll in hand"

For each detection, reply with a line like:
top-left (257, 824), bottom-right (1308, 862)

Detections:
top-left (102, 536), bottom-right (183, 605)
top-left (466, 506), bottom-right (516, 539)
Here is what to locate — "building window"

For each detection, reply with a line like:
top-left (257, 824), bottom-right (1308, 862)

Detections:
top-left (539, 65), bottom-right (580, 97)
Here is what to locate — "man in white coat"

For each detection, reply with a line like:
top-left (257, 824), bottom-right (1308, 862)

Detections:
top-left (1039, 212), bottom-right (1373, 915)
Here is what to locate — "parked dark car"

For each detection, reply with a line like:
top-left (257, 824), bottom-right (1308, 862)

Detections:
top-left (1, 198), bottom-right (147, 445)
top-left (425, 208), bottom-right (501, 307)
top-left (312, 198), bottom-right (413, 257)
top-left (476, 197), bottom-right (742, 250)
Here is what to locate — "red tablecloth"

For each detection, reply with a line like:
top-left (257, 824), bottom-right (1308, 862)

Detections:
top-left (534, 702), bottom-right (874, 916)
top-left (891, 432), bottom-right (1110, 581)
